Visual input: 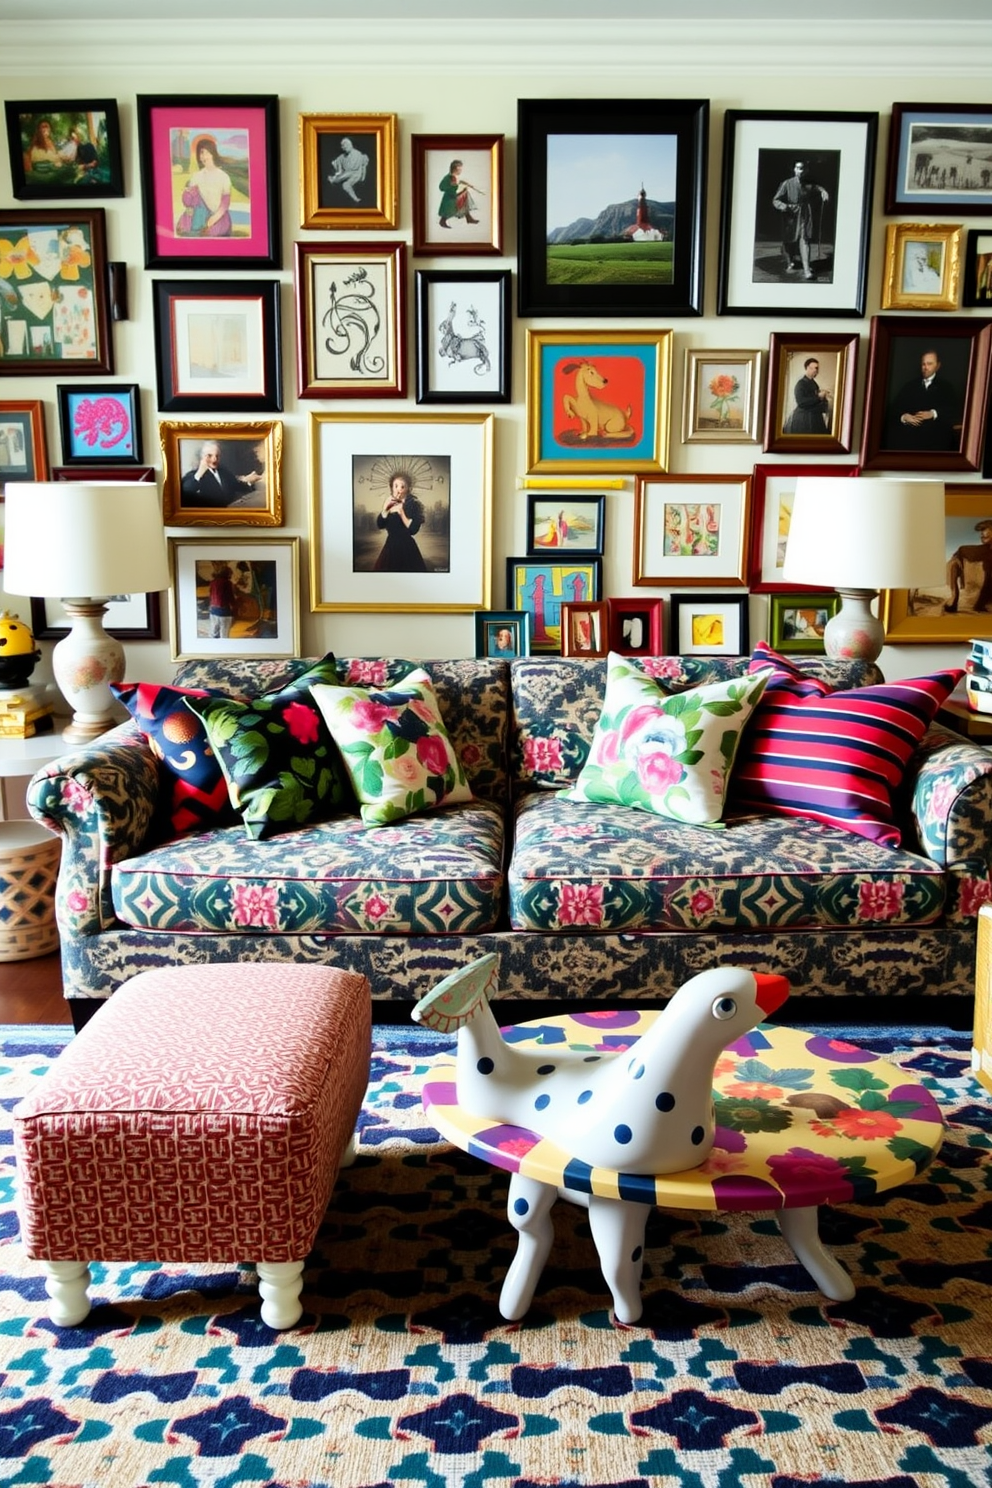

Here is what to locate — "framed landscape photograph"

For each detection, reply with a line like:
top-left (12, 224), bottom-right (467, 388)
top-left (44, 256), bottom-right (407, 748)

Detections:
top-left (768, 592), bottom-right (840, 654)
top-left (474, 609), bottom-right (530, 659)
top-left (299, 112), bottom-right (397, 231)
top-left (4, 99), bottom-right (123, 199)
top-left (0, 401), bottom-right (47, 484)
top-left (748, 462), bottom-right (857, 593)
top-left (608, 596), bottom-right (663, 656)
top-left (152, 279), bottom-right (282, 413)
top-left (764, 330), bottom-right (859, 454)
top-left (881, 483), bottom-right (992, 645)
top-left (411, 134), bottom-right (503, 256)
top-left (717, 110), bottom-right (877, 317)
top-left (669, 593), bottom-right (749, 656)
top-left (861, 314), bottom-right (992, 472)
top-left (294, 240), bottom-right (406, 399)
top-left (517, 97), bottom-right (708, 318)
top-left (963, 229), bottom-right (992, 307)
top-left (309, 411), bottom-right (494, 613)
top-left (885, 103), bottom-right (992, 216)
top-left (881, 222), bottom-right (962, 312)
top-left (526, 493), bottom-right (604, 556)
top-left (159, 418), bottom-right (283, 526)
top-left (415, 269), bottom-right (511, 404)
top-left (560, 601), bottom-right (609, 658)
top-left (526, 328), bottom-right (672, 474)
top-left (633, 473), bottom-right (751, 588)
top-left (168, 535), bottom-right (300, 662)
top-left (32, 592), bottom-right (161, 643)
top-left (0, 208), bottom-right (112, 375)
top-left (682, 348), bottom-right (763, 444)
top-left (57, 383), bottom-right (141, 464)
top-left (506, 556), bottom-right (602, 654)
top-left (136, 95), bottom-right (281, 270)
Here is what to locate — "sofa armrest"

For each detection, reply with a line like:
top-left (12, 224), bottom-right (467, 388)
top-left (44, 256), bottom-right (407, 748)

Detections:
top-left (904, 723), bottom-right (992, 922)
top-left (26, 722), bottom-right (161, 937)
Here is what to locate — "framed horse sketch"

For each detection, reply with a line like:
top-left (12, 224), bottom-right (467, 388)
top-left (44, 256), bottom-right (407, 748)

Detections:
top-left (415, 269), bottom-right (511, 404)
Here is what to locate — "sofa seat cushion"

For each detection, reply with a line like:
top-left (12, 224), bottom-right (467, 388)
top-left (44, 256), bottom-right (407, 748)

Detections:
top-left (507, 790), bottom-right (945, 933)
top-left (112, 799), bottom-right (505, 936)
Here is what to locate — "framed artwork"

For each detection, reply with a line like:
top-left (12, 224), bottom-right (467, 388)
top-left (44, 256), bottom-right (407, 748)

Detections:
top-left (560, 601), bottom-right (609, 658)
top-left (506, 556), bottom-right (602, 654)
top-left (717, 109), bottom-right (878, 317)
top-left (608, 597), bottom-right (663, 656)
top-left (748, 462), bottom-right (858, 593)
top-left (861, 315), bottom-right (992, 472)
top-left (0, 208), bottom-right (112, 374)
top-left (411, 134), bottom-right (503, 256)
top-left (152, 279), bottom-right (282, 414)
top-left (294, 240), bottom-right (405, 400)
top-left (136, 95), bottom-right (280, 270)
top-left (768, 592), bottom-right (840, 654)
top-left (299, 112), bottom-right (397, 231)
top-left (763, 331), bottom-right (859, 454)
top-left (31, 592), bottom-right (161, 643)
top-left (526, 493), bottom-right (604, 557)
top-left (414, 269), bottom-right (511, 405)
top-left (474, 609), bottom-right (530, 659)
top-left (53, 464), bottom-right (154, 482)
top-left (881, 484), bottom-right (992, 644)
top-left (633, 474), bottom-right (751, 588)
top-left (57, 383), bottom-right (141, 464)
top-left (168, 535), bottom-right (300, 661)
top-left (681, 348), bottom-right (763, 444)
top-left (4, 99), bottom-right (124, 199)
top-left (517, 97), bottom-right (708, 318)
top-left (669, 594), bottom-right (750, 657)
top-left (309, 411), bottom-right (494, 613)
top-left (885, 103), bottom-right (992, 216)
top-left (963, 230), bottom-right (992, 308)
top-left (526, 329), bottom-right (673, 474)
top-left (159, 419), bottom-right (283, 527)
top-left (881, 222), bottom-right (962, 311)
top-left (0, 401), bottom-right (48, 484)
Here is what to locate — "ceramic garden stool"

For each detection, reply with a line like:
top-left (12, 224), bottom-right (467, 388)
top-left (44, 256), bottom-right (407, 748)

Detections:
top-left (13, 962), bottom-right (371, 1330)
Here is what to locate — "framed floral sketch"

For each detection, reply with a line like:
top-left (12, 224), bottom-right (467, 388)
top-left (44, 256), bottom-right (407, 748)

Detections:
top-left (963, 230), bottom-right (992, 308)
top-left (881, 222), bottom-right (962, 311)
top-left (159, 418), bottom-right (283, 527)
top-left (885, 103), bottom-right (992, 216)
top-left (881, 483), bottom-right (992, 645)
top-left (633, 474), bottom-right (751, 588)
top-left (411, 134), bottom-right (503, 256)
top-left (718, 109), bottom-right (878, 316)
top-left (474, 609), bottom-right (530, 659)
top-left (168, 535), bottom-right (300, 662)
top-left (0, 208), bottom-right (112, 375)
top-left (299, 112), bottom-right (397, 231)
top-left (309, 411), bottom-right (494, 613)
top-left (608, 597), bottom-right (663, 656)
top-left (136, 95), bottom-right (281, 270)
top-left (4, 99), bottom-right (124, 199)
top-left (32, 592), bottom-right (161, 643)
top-left (294, 240), bottom-right (406, 399)
top-left (681, 348), bottom-right (763, 444)
top-left (768, 592), bottom-right (840, 654)
top-left (748, 462), bottom-right (858, 593)
top-left (526, 329), bottom-right (672, 475)
top-left (57, 383), bottom-right (141, 464)
top-left (506, 556), bottom-right (602, 654)
top-left (763, 330), bottom-right (859, 454)
top-left (526, 493), bottom-right (604, 556)
top-left (0, 400), bottom-right (48, 484)
top-left (152, 279), bottom-right (282, 413)
top-left (415, 269), bottom-right (510, 405)
top-left (517, 97), bottom-right (708, 318)
top-left (561, 601), bottom-right (609, 657)
top-left (669, 594), bottom-right (749, 656)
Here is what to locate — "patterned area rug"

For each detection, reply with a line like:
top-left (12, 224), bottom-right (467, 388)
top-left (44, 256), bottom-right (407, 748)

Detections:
top-left (1, 1022), bottom-right (991, 1487)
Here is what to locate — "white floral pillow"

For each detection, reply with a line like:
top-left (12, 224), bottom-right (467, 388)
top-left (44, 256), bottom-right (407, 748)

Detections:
top-left (561, 653), bottom-right (769, 826)
top-left (310, 669), bottom-right (472, 827)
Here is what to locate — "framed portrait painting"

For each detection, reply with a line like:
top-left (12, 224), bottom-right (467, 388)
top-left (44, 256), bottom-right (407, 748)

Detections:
top-left (309, 411), bottom-right (493, 614)
top-left (768, 592), bottom-right (840, 654)
top-left (763, 331), bottom-right (858, 454)
top-left (633, 474), bottom-right (751, 588)
top-left (4, 99), bottom-right (124, 199)
top-left (718, 110), bottom-right (877, 317)
top-left (506, 556), bottom-right (602, 654)
top-left (517, 97), bottom-right (708, 318)
top-left (159, 419), bottom-right (283, 527)
top-left (669, 594), bottom-right (749, 657)
top-left (152, 279), bottom-right (282, 414)
top-left (885, 103), bottom-right (992, 216)
top-left (881, 222), bottom-right (962, 312)
top-left (299, 112), bottom-right (397, 231)
top-left (526, 329), bottom-right (672, 475)
top-left (861, 315), bottom-right (992, 472)
top-left (136, 95), bottom-right (280, 270)
top-left (0, 401), bottom-right (47, 485)
top-left (415, 269), bottom-right (511, 405)
top-left (0, 208), bottom-right (112, 374)
top-left (608, 596), bottom-right (663, 656)
top-left (963, 230), bottom-right (992, 308)
top-left (411, 134), bottom-right (503, 256)
top-left (294, 241), bottom-right (406, 400)
top-left (747, 462), bottom-right (857, 593)
top-left (526, 493), bottom-right (604, 557)
top-left (57, 383), bottom-right (141, 464)
top-left (168, 535), bottom-right (300, 662)
top-left (681, 348), bottom-right (763, 444)
top-left (474, 610), bottom-right (530, 660)
top-left (881, 483), bottom-right (992, 645)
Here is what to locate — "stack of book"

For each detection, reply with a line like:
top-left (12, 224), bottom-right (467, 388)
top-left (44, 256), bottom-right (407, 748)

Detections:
top-left (966, 638), bottom-right (992, 715)
top-left (0, 686), bottom-right (55, 738)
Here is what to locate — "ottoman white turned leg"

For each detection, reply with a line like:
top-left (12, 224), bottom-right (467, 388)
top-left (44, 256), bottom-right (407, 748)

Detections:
top-left (44, 1261), bottom-right (92, 1326)
top-left (256, 1260), bottom-right (305, 1330)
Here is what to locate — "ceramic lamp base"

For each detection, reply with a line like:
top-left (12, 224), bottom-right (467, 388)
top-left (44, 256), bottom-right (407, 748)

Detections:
top-left (52, 600), bottom-right (126, 744)
top-left (822, 588), bottom-right (884, 664)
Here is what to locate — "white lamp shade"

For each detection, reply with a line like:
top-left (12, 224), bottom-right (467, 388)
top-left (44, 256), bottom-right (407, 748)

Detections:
top-left (782, 477), bottom-right (947, 591)
top-left (3, 482), bottom-right (170, 600)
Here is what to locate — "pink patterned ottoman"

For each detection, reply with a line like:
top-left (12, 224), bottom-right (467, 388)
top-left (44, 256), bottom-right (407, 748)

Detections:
top-left (13, 962), bottom-right (371, 1330)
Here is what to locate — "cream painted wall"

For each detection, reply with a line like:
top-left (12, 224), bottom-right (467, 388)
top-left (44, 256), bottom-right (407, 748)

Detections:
top-left (3, 20), bottom-right (992, 691)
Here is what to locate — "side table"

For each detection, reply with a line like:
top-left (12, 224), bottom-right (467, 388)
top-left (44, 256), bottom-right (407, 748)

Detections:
top-left (0, 726), bottom-right (69, 962)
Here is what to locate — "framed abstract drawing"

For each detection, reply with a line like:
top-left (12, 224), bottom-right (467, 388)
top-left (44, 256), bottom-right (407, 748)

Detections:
top-left (608, 597), bottom-right (663, 656)
top-left (299, 112), bottom-right (397, 231)
top-left (885, 103), bottom-right (992, 216)
top-left (763, 330), bottom-right (859, 454)
top-left (526, 493), bottom-right (604, 557)
top-left (748, 462), bottom-right (857, 593)
top-left (0, 208), bottom-right (112, 375)
top-left (57, 383), bottom-right (141, 464)
top-left (411, 134), bottom-right (503, 256)
top-left (168, 535), bottom-right (300, 662)
top-left (0, 401), bottom-right (48, 485)
top-left (506, 555), bottom-right (602, 654)
top-left (560, 601), bottom-right (609, 657)
top-left (414, 269), bottom-right (511, 404)
top-left (633, 473), bottom-right (751, 588)
top-left (294, 240), bottom-right (406, 399)
top-left (152, 279), bottom-right (282, 414)
top-left (4, 99), bottom-right (124, 199)
top-left (668, 593), bottom-right (749, 657)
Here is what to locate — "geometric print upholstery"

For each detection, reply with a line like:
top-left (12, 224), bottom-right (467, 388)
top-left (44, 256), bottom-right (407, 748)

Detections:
top-left (13, 963), bottom-right (371, 1264)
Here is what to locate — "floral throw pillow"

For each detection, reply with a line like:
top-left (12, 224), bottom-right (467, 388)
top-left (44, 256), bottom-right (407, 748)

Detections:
top-left (561, 652), bottom-right (770, 826)
top-left (310, 668), bottom-right (472, 827)
top-left (111, 681), bottom-right (241, 837)
top-left (185, 655), bottom-right (351, 840)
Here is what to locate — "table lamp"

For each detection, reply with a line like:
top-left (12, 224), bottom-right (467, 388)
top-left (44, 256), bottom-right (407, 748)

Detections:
top-left (782, 476), bottom-right (946, 663)
top-left (3, 482), bottom-right (170, 743)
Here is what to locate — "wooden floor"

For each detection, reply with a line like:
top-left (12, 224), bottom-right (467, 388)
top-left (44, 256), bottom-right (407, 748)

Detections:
top-left (0, 952), bottom-right (71, 1024)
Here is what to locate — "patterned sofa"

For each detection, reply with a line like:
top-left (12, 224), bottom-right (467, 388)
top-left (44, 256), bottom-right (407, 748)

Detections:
top-left (27, 652), bottom-right (992, 1029)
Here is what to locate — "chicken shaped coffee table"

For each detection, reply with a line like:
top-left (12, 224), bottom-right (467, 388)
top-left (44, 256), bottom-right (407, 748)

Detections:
top-left (415, 957), bottom-right (944, 1324)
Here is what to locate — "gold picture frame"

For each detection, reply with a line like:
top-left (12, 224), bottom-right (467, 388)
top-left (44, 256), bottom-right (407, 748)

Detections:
top-left (159, 418), bottom-right (283, 527)
top-left (681, 348), bottom-right (763, 444)
top-left (881, 483), bottom-right (992, 643)
top-left (881, 222), bottom-right (963, 311)
top-left (298, 112), bottom-right (397, 231)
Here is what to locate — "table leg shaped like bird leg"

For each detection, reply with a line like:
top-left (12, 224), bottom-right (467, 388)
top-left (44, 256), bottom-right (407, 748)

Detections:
top-left (500, 1173), bottom-right (558, 1321)
top-left (777, 1205), bottom-right (855, 1301)
top-left (586, 1195), bottom-right (651, 1324)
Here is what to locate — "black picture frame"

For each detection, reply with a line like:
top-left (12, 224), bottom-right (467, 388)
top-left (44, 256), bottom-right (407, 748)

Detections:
top-left (415, 269), bottom-right (511, 405)
top-left (963, 229), bottom-right (992, 308)
top-left (31, 592), bottom-right (162, 643)
top-left (4, 99), bottom-right (124, 200)
top-left (152, 279), bottom-right (282, 414)
top-left (516, 97), bottom-right (708, 318)
top-left (525, 492), bottom-right (605, 557)
top-left (717, 109), bottom-right (878, 317)
top-left (0, 208), bottom-right (113, 375)
top-left (57, 383), bottom-right (142, 465)
top-left (505, 554), bottom-right (602, 654)
top-left (885, 103), bottom-right (992, 216)
top-left (668, 593), bottom-right (750, 657)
